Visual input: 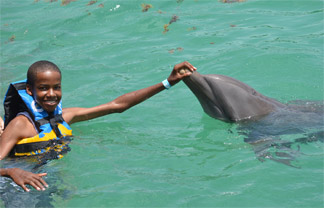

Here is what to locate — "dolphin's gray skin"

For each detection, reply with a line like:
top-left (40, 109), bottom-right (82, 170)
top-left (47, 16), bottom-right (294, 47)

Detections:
top-left (183, 71), bottom-right (323, 167)
top-left (183, 71), bottom-right (285, 122)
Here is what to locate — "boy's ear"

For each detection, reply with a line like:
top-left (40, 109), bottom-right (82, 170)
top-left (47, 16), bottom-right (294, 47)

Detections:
top-left (26, 84), bottom-right (33, 96)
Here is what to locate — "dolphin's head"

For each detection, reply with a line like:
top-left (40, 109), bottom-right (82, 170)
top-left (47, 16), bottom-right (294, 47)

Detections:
top-left (183, 71), bottom-right (231, 122)
top-left (183, 71), bottom-right (284, 122)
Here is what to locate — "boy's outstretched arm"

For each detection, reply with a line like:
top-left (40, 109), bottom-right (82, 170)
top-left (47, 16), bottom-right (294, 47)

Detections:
top-left (63, 61), bottom-right (196, 124)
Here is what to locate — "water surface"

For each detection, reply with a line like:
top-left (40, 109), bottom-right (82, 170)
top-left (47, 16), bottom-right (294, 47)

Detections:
top-left (0, 0), bottom-right (323, 207)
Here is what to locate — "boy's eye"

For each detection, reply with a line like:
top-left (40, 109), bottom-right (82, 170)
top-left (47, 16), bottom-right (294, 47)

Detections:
top-left (38, 86), bottom-right (48, 91)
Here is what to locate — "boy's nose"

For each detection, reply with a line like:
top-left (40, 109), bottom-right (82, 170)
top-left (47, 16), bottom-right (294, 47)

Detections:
top-left (47, 88), bottom-right (55, 97)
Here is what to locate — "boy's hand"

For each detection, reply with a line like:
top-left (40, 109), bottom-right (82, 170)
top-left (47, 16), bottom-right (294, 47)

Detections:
top-left (7, 168), bottom-right (48, 192)
top-left (167, 61), bottom-right (197, 86)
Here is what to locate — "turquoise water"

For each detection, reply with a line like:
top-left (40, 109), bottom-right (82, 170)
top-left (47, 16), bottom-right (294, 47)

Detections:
top-left (0, 0), bottom-right (323, 207)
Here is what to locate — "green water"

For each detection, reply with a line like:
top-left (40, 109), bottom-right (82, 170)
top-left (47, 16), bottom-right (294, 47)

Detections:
top-left (0, 0), bottom-right (323, 207)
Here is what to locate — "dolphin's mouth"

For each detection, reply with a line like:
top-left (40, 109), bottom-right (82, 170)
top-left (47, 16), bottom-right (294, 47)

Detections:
top-left (183, 73), bottom-right (215, 104)
top-left (183, 72), bottom-right (227, 121)
top-left (183, 72), bottom-right (211, 100)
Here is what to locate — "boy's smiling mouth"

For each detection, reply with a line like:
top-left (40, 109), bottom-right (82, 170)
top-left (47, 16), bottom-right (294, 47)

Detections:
top-left (42, 99), bottom-right (60, 110)
top-left (44, 100), bottom-right (58, 105)
top-left (45, 100), bottom-right (57, 104)
top-left (40, 97), bottom-right (61, 111)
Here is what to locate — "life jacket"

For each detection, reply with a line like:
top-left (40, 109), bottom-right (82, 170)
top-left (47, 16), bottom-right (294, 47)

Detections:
top-left (3, 80), bottom-right (72, 158)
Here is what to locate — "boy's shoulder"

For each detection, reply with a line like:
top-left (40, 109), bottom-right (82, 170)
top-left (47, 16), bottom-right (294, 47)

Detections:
top-left (5, 114), bottom-right (38, 138)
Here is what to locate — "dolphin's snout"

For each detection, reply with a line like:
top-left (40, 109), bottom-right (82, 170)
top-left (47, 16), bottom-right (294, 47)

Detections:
top-left (183, 71), bottom-right (201, 84)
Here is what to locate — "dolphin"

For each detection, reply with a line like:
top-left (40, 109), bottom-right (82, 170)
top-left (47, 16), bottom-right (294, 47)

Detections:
top-left (182, 71), bottom-right (323, 167)
top-left (183, 71), bottom-right (285, 122)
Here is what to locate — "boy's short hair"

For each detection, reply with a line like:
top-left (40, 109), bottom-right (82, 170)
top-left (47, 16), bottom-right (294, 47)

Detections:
top-left (27, 60), bottom-right (61, 86)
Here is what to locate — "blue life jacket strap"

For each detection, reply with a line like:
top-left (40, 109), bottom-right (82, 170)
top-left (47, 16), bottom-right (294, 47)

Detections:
top-left (48, 114), bottom-right (64, 138)
top-left (36, 114), bottom-right (64, 138)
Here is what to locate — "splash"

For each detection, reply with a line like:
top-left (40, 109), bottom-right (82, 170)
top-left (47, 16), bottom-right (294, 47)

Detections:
top-left (110, 4), bottom-right (120, 12)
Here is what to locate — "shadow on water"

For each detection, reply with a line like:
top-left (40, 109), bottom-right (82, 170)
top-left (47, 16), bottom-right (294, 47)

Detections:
top-left (236, 100), bottom-right (324, 168)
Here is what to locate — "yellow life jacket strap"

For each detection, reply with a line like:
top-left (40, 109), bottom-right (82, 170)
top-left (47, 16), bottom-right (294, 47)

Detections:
top-left (13, 123), bottom-right (72, 156)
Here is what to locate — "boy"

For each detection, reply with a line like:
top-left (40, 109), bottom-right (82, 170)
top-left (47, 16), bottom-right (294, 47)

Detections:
top-left (0, 60), bottom-right (196, 192)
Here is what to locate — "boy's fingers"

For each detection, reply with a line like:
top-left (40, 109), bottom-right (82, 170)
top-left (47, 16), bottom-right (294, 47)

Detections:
top-left (182, 61), bottom-right (196, 72)
top-left (188, 63), bottom-right (197, 71)
top-left (36, 181), bottom-right (46, 191)
top-left (33, 176), bottom-right (47, 190)
top-left (29, 181), bottom-right (41, 191)
top-left (36, 173), bottom-right (48, 187)
top-left (39, 177), bottom-right (48, 188)
top-left (21, 184), bottom-right (30, 192)
top-left (34, 178), bottom-right (46, 190)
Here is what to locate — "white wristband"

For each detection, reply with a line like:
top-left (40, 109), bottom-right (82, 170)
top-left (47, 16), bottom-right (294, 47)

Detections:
top-left (162, 79), bottom-right (171, 89)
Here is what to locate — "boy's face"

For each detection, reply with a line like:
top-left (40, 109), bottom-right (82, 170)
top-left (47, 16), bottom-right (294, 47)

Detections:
top-left (26, 70), bottom-right (62, 113)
